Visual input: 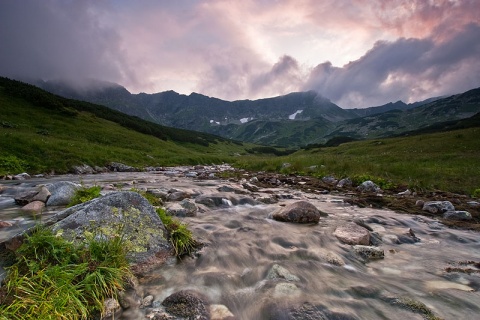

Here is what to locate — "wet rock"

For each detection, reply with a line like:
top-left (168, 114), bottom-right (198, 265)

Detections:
top-left (443, 210), bottom-right (472, 221)
top-left (13, 172), bottom-right (31, 180)
top-left (270, 201), bottom-right (326, 224)
top-left (265, 302), bottom-right (359, 320)
top-left (422, 201), bottom-right (455, 214)
top-left (273, 283), bottom-right (301, 298)
top-left (141, 295), bottom-right (154, 308)
top-left (267, 264), bottom-right (300, 282)
top-left (321, 251), bottom-right (345, 266)
top-left (256, 196), bottom-right (278, 204)
top-left (167, 191), bottom-right (190, 202)
top-left (397, 228), bottom-right (420, 244)
top-left (467, 201), bottom-right (480, 208)
top-left (102, 298), bottom-right (121, 319)
top-left (210, 304), bottom-right (235, 320)
top-left (147, 189), bottom-right (168, 201)
top-left (185, 172), bottom-right (198, 178)
top-left (21, 200), bottom-right (45, 213)
top-left (242, 182), bottom-right (259, 192)
top-left (353, 218), bottom-right (373, 231)
top-left (397, 189), bottom-right (412, 196)
top-left (217, 185), bottom-right (248, 194)
top-left (51, 191), bottom-right (171, 270)
top-left (334, 222), bottom-right (371, 245)
top-left (337, 178), bottom-right (352, 188)
top-left (353, 245), bottom-right (385, 261)
top-left (322, 176), bottom-right (338, 185)
top-left (166, 199), bottom-right (197, 217)
top-left (46, 181), bottom-right (81, 206)
top-left (14, 189), bottom-right (39, 205)
top-left (415, 200), bottom-right (424, 207)
top-left (162, 290), bottom-right (210, 320)
top-left (0, 221), bottom-right (13, 228)
top-left (71, 164), bottom-right (94, 174)
top-left (107, 162), bottom-right (138, 172)
top-left (357, 180), bottom-right (382, 193)
top-left (32, 186), bottom-right (51, 203)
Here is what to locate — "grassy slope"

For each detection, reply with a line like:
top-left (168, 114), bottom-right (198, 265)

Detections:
top-left (236, 127), bottom-right (480, 195)
top-left (0, 80), bottom-right (250, 175)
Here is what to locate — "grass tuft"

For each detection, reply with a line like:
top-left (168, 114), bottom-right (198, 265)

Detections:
top-left (68, 185), bottom-right (101, 207)
top-left (156, 208), bottom-right (198, 257)
top-left (0, 227), bottom-right (132, 320)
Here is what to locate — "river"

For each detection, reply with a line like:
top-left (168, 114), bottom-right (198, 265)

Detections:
top-left (1, 167), bottom-right (479, 319)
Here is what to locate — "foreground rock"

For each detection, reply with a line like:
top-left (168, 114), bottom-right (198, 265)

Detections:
top-left (51, 191), bottom-right (171, 273)
top-left (270, 201), bottom-right (326, 223)
top-left (334, 222), bottom-right (371, 245)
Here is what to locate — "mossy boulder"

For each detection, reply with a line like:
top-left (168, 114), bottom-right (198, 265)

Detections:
top-left (51, 191), bottom-right (171, 269)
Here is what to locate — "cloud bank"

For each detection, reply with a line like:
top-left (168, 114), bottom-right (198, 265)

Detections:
top-left (0, 0), bottom-right (479, 107)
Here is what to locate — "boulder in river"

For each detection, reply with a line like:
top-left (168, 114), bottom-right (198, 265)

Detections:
top-left (353, 245), bottom-right (385, 261)
top-left (270, 201), bottom-right (326, 223)
top-left (162, 290), bottom-right (210, 320)
top-left (46, 181), bottom-right (81, 206)
top-left (334, 222), bottom-right (371, 245)
top-left (51, 191), bottom-right (171, 272)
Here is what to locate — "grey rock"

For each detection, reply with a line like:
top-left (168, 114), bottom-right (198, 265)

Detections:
top-left (51, 191), bottom-right (171, 267)
top-left (337, 178), bottom-right (352, 188)
top-left (467, 201), bottom-right (480, 208)
top-left (13, 172), bottom-right (31, 180)
top-left (356, 180), bottom-right (382, 193)
top-left (46, 181), bottom-right (81, 206)
top-left (322, 176), bottom-right (338, 185)
top-left (185, 171), bottom-right (198, 178)
top-left (273, 283), bottom-right (301, 298)
top-left (267, 264), bottom-right (300, 282)
top-left (443, 210), bottom-right (472, 221)
top-left (353, 245), bottom-right (385, 261)
top-left (334, 222), bottom-right (371, 245)
top-left (32, 185), bottom-right (51, 203)
top-left (196, 194), bottom-right (259, 208)
top-left (422, 201), bottom-right (455, 214)
top-left (166, 199), bottom-right (197, 217)
top-left (257, 196), bottom-right (278, 204)
top-left (107, 162), bottom-right (138, 172)
top-left (71, 164), bottom-right (94, 174)
top-left (14, 189), bottom-right (39, 205)
top-left (167, 191), bottom-right (190, 202)
top-left (102, 298), bottom-right (121, 319)
top-left (147, 189), bottom-right (168, 201)
top-left (415, 200), bottom-right (425, 207)
top-left (270, 201), bottom-right (326, 224)
top-left (141, 295), bottom-right (154, 308)
top-left (242, 182), bottom-right (259, 192)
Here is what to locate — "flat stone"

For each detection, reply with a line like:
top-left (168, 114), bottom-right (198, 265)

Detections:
top-left (21, 200), bottom-right (45, 213)
top-left (334, 222), bottom-right (370, 245)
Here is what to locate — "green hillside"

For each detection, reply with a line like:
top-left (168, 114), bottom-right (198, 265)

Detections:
top-left (0, 78), bottom-right (250, 175)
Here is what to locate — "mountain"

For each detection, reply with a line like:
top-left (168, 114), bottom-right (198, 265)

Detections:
top-left (0, 77), bottom-right (251, 174)
top-left (35, 79), bottom-right (480, 147)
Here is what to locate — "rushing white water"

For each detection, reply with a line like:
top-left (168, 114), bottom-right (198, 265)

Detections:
top-left (1, 169), bottom-right (479, 319)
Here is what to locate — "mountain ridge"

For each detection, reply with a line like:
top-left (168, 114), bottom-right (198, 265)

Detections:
top-left (34, 79), bottom-right (480, 147)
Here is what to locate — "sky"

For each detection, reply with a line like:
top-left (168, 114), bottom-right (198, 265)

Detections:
top-left (1, 0), bottom-right (479, 108)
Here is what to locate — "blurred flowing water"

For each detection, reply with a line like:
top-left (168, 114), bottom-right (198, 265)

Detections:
top-left (1, 170), bottom-right (479, 319)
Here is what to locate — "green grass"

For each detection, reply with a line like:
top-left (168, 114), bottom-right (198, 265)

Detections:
top-left (235, 127), bottom-right (480, 195)
top-left (0, 227), bottom-right (132, 320)
top-left (0, 78), bottom-right (254, 175)
top-left (68, 185), bottom-right (102, 207)
top-left (156, 208), bottom-right (197, 257)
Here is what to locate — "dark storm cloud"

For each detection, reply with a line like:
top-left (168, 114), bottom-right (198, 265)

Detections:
top-left (0, 0), bottom-right (135, 87)
top-left (304, 23), bottom-right (480, 107)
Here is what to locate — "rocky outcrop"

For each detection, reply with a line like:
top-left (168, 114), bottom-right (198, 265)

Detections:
top-left (270, 201), bottom-right (326, 223)
top-left (334, 222), bottom-right (371, 245)
top-left (51, 191), bottom-right (171, 269)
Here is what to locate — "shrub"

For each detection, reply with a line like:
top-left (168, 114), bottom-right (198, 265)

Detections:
top-left (0, 227), bottom-right (131, 320)
top-left (0, 155), bottom-right (26, 175)
top-left (68, 185), bottom-right (101, 207)
top-left (473, 188), bottom-right (480, 199)
top-left (156, 208), bottom-right (198, 257)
